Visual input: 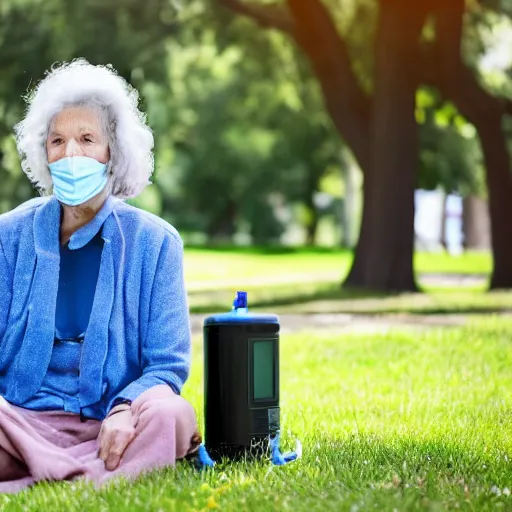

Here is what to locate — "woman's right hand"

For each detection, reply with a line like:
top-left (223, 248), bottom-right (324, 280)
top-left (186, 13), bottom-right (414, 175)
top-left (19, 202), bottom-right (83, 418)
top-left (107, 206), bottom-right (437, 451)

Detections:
top-left (98, 406), bottom-right (135, 471)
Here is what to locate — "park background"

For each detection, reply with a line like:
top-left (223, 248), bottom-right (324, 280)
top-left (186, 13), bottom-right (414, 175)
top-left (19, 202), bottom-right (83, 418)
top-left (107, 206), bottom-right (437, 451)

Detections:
top-left (1, 0), bottom-right (512, 510)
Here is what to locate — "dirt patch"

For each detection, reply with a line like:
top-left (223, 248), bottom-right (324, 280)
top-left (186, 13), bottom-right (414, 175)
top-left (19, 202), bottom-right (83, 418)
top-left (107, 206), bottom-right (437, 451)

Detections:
top-left (190, 311), bottom-right (498, 335)
top-left (418, 273), bottom-right (487, 287)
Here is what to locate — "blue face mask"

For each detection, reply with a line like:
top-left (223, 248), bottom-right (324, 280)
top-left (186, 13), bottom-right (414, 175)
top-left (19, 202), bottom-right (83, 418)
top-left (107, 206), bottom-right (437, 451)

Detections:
top-left (48, 156), bottom-right (108, 206)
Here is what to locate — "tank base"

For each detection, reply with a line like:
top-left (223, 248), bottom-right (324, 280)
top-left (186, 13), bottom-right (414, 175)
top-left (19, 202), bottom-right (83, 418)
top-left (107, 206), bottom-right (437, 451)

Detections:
top-left (206, 438), bottom-right (270, 462)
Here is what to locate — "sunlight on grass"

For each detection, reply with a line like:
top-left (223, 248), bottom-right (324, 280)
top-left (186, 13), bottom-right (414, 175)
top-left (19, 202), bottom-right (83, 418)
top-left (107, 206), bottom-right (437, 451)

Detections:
top-left (183, 247), bottom-right (500, 316)
top-left (184, 249), bottom-right (349, 291)
top-left (183, 248), bottom-right (492, 292)
top-left (5, 318), bottom-right (512, 510)
top-left (414, 251), bottom-right (491, 275)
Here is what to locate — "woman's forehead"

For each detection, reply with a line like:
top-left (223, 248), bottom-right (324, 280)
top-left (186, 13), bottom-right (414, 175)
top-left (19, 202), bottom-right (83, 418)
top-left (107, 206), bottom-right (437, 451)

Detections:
top-left (50, 106), bottom-right (104, 133)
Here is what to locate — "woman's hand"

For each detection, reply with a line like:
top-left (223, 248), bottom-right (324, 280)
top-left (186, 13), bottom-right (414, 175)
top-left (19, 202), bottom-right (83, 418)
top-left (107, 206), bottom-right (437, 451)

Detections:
top-left (98, 406), bottom-right (135, 471)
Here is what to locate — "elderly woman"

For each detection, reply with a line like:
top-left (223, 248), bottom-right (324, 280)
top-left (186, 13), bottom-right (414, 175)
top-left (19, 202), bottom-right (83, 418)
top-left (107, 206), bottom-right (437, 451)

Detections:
top-left (0, 60), bottom-right (200, 493)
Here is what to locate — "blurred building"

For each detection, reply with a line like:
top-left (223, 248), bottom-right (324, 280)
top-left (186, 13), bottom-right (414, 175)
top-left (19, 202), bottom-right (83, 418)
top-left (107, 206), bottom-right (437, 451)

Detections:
top-left (414, 189), bottom-right (491, 254)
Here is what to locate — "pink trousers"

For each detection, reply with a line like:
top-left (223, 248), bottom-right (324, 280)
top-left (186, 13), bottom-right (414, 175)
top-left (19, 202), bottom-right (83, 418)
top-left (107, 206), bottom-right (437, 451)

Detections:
top-left (0, 385), bottom-right (200, 493)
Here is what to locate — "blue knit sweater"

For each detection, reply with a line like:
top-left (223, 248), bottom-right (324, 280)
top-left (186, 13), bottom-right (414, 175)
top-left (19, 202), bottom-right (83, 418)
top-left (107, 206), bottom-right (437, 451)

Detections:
top-left (21, 231), bottom-right (103, 415)
top-left (0, 195), bottom-right (191, 420)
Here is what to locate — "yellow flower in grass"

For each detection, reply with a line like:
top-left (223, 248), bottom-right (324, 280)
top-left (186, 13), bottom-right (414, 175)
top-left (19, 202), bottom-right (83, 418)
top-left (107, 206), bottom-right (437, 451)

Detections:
top-left (207, 495), bottom-right (219, 509)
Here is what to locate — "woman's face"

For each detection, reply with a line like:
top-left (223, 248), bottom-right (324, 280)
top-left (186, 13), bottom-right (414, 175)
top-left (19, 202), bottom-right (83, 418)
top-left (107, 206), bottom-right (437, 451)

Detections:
top-left (46, 106), bottom-right (110, 164)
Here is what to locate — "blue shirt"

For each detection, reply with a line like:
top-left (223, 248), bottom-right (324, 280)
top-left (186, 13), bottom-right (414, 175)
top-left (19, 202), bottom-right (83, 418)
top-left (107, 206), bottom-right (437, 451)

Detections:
top-left (0, 195), bottom-right (191, 420)
top-left (19, 231), bottom-right (104, 414)
top-left (56, 230), bottom-right (104, 339)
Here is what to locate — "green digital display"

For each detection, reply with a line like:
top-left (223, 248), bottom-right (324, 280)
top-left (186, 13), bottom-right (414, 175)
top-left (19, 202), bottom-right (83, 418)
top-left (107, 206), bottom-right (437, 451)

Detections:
top-left (252, 340), bottom-right (275, 400)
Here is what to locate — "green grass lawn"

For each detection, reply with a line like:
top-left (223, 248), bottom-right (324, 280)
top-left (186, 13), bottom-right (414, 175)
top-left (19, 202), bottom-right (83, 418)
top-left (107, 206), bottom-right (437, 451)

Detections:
top-left (5, 318), bottom-right (512, 511)
top-left (184, 247), bottom-right (492, 292)
top-left (184, 247), bottom-right (498, 315)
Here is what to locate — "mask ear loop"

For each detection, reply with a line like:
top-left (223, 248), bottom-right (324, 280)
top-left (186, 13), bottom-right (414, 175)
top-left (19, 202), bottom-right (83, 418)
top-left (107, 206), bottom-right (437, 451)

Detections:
top-left (105, 158), bottom-right (114, 175)
top-left (103, 160), bottom-right (114, 197)
top-left (104, 114), bottom-right (115, 181)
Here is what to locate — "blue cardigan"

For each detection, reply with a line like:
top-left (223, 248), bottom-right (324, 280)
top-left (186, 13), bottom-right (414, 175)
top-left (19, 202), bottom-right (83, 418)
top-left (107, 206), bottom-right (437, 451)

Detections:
top-left (0, 195), bottom-right (191, 419)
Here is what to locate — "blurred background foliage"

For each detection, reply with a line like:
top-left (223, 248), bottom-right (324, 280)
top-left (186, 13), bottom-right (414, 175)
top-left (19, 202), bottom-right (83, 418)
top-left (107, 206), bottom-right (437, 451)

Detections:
top-left (0, 0), bottom-right (510, 248)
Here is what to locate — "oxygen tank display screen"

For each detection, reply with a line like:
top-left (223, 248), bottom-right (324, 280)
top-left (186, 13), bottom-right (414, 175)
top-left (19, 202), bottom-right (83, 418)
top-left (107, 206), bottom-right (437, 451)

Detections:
top-left (252, 339), bottom-right (276, 401)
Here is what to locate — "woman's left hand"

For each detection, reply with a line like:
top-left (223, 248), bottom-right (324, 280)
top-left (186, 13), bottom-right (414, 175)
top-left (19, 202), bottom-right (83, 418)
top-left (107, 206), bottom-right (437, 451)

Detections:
top-left (98, 407), bottom-right (135, 470)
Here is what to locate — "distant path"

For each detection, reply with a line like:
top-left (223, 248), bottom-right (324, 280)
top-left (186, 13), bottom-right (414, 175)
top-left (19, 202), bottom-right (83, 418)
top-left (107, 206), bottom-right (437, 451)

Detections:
top-left (419, 273), bottom-right (487, 287)
top-left (190, 310), bottom-right (511, 335)
top-left (189, 272), bottom-right (497, 335)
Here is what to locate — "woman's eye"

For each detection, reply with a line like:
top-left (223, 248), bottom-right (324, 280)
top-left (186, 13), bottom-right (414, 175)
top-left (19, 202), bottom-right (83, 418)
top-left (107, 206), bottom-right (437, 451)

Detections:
top-left (52, 138), bottom-right (63, 145)
top-left (84, 136), bottom-right (94, 143)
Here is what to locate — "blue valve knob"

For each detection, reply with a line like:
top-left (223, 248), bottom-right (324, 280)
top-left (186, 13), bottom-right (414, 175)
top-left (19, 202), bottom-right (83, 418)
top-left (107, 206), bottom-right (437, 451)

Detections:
top-left (233, 291), bottom-right (248, 310)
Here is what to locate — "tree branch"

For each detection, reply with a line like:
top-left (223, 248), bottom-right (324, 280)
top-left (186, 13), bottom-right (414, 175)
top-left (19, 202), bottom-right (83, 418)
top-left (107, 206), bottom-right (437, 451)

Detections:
top-left (219, 0), bottom-right (371, 172)
top-left (429, 0), bottom-right (512, 288)
top-left (428, 0), bottom-right (503, 121)
top-left (218, 0), bottom-right (294, 34)
top-left (504, 99), bottom-right (512, 116)
top-left (286, 0), bottom-right (371, 172)
top-left (476, 0), bottom-right (512, 16)
top-left (427, 0), bottom-right (512, 120)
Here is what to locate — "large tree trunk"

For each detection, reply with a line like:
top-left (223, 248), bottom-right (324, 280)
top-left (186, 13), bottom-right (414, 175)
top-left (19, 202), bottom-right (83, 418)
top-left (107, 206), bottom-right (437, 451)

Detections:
top-left (477, 116), bottom-right (512, 286)
top-left (344, 176), bottom-right (373, 284)
top-left (288, 0), bottom-right (427, 290)
top-left (347, 1), bottom-right (429, 291)
top-left (462, 195), bottom-right (491, 251)
top-left (283, 0), bottom-right (376, 285)
top-left (433, 0), bottom-right (512, 288)
top-left (220, 0), bottom-right (432, 291)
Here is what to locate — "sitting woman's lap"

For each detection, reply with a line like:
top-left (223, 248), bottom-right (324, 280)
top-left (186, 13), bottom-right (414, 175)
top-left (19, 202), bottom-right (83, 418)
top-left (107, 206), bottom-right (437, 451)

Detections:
top-left (0, 385), bottom-right (199, 492)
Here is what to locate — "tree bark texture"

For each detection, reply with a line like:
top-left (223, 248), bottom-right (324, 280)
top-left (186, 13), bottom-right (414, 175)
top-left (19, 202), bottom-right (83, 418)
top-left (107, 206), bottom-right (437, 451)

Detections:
top-left (220, 0), bottom-right (508, 291)
top-left (288, 0), bottom-right (430, 290)
top-left (286, 0), bottom-right (371, 172)
top-left (220, 0), bottom-right (429, 291)
top-left (352, 1), bottom-right (430, 291)
top-left (463, 196), bottom-right (491, 251)
top-left (432, 0), bottom-right (512, 288)
top-left (283, 0), bottom-right (377, 287)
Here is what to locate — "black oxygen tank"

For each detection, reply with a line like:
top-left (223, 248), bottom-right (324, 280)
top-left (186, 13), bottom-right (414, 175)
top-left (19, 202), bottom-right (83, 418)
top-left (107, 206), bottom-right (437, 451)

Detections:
top-left (204, 291), bottom-right (280, 459)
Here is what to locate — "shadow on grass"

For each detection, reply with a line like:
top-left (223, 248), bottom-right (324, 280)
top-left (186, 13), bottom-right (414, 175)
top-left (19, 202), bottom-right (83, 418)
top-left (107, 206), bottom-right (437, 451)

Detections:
top-left (188, 284), bottom-right (389, 314)
top-left (375, 307), bottom-right (512, 316)
top-left (189, 283), bottom-right (512, 317)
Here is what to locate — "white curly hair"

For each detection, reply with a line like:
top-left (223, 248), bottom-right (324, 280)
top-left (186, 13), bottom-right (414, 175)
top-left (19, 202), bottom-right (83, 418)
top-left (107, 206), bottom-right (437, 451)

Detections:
top-left (14, 59), bottom-right (154, 199)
